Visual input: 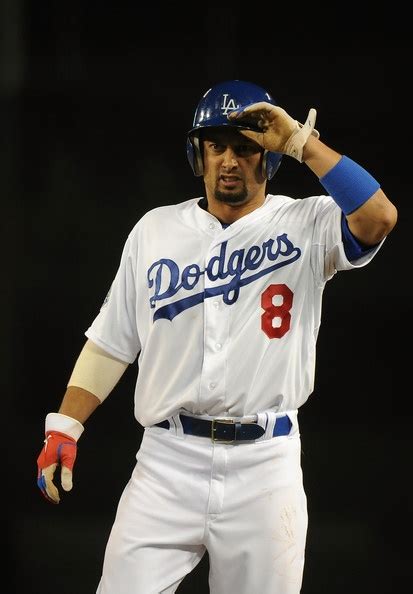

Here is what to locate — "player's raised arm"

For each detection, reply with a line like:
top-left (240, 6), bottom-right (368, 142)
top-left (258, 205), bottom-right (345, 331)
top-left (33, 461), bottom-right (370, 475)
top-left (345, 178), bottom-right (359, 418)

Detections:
top-left (36, 339), bottom-right (129, 504)
top-left (229, 102), bottom-right (398, 246)
top-left (302, 136), bottom-right (397, 246)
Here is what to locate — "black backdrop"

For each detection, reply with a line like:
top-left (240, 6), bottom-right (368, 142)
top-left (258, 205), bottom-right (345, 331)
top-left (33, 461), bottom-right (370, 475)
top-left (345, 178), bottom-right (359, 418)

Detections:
top-left (4, 3), bottom-right (412, 593)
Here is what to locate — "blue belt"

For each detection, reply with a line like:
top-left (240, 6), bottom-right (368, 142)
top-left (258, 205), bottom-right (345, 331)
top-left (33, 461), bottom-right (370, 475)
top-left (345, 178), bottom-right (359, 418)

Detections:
top-left (155, 414), bottom-right (292, 442)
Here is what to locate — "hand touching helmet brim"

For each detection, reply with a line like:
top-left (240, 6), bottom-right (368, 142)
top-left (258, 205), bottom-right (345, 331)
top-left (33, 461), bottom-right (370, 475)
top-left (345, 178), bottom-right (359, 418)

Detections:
top-left (228, 102), bottom-right (319, 162)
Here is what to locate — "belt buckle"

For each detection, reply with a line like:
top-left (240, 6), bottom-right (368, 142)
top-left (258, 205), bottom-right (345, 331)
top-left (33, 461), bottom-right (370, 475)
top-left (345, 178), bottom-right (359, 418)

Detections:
top-left (211, 418), bottom-right (235, 443)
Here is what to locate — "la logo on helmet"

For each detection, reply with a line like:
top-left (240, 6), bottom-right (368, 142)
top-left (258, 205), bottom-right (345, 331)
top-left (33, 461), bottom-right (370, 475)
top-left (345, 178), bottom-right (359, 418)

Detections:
top-left (221, 94), bottom-right (240, 116)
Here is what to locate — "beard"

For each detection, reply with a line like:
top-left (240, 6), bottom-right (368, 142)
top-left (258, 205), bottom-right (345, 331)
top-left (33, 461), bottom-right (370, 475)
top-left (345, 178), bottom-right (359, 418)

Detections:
top-left (214, 181), bottom-right (248, 204)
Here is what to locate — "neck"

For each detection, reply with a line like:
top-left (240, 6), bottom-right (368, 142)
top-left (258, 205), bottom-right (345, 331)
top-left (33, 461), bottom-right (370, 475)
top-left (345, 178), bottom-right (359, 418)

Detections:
top-left (205, 193), bottom-right (267, 224)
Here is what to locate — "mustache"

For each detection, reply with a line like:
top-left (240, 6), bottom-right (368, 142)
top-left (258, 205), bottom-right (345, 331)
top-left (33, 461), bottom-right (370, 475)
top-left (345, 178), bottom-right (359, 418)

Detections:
top-left (219, 174), bottom-right (242, 180)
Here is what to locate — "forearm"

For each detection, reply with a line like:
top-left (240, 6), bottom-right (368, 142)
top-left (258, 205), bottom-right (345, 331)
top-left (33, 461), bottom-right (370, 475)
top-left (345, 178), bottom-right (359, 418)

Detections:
top-left (303, 135), bottom-right (398, 245)
top-left (58, 386), bottom-right (101, 424)
top-left (302, 135), bottom-right (342, 177)
top-left (56, 339), bottom-right (129, 424)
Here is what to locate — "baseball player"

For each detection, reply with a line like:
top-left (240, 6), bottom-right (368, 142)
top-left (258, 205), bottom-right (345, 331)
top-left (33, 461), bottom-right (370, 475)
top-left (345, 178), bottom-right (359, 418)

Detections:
top-left (36, 80), bottom-right (397, 594)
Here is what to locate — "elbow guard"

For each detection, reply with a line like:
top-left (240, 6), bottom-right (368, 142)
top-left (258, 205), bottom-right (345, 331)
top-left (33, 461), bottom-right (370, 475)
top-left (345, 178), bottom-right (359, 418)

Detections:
top-left (67, 339), bottom-right (129, 402)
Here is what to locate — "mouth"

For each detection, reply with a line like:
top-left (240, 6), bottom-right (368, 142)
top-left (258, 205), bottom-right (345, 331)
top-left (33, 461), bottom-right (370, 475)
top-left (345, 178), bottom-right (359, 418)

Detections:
top-left (219, 175), bottom-right (241, 189)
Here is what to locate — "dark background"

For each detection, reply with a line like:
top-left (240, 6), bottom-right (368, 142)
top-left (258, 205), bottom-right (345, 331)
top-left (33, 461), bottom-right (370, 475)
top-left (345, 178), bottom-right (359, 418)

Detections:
top-left (3, 2), bottom-right (411, 593)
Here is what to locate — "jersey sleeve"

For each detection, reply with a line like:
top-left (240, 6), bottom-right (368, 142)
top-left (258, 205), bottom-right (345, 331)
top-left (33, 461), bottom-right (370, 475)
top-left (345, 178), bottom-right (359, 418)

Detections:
top-left (311, 196), bottom-right (386, 285)
top-left (85, 233), bottom-right (140, 364)
top-left (340, 213), bottom-right (377, 261)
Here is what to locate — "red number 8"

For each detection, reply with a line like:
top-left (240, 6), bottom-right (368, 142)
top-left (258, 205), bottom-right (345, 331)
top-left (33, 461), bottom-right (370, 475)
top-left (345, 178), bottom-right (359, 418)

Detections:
top-left (261, 284), bottom-right (293, 339)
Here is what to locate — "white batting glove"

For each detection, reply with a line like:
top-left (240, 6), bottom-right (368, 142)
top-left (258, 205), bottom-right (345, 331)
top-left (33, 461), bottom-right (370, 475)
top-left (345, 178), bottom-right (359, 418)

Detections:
top-left (228, 101), bottom-right (319, 162)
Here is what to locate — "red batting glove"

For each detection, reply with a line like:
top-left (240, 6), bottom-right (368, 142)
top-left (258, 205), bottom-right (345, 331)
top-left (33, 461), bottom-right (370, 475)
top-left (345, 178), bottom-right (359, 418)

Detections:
top-left (37, 431), bottom-right (77, 504)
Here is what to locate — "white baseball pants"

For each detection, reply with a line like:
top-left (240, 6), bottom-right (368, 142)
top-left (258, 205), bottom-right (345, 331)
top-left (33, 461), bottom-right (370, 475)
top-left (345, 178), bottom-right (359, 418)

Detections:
top-left (96, 411), bottom-right (308, 594)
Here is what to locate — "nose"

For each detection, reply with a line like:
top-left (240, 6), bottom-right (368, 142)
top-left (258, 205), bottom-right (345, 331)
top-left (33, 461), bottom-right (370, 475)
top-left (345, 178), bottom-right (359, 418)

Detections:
top-left (222, 147), bottom-right (238, 170)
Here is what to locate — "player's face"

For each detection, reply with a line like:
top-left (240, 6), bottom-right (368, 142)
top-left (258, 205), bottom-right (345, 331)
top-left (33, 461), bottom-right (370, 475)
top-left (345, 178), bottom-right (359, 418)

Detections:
top-left (201, 128), bottom-right (266, 205)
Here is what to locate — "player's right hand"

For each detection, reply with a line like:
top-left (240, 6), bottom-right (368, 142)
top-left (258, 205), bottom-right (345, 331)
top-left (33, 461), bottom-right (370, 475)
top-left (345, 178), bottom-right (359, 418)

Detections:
top-left (37, 431), bottom-right (77, 504)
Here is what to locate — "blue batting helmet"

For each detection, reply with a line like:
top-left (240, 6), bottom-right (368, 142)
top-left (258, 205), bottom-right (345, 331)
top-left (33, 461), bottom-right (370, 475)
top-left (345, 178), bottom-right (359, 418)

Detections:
top-left (186, 80), bottom-right (283, 180)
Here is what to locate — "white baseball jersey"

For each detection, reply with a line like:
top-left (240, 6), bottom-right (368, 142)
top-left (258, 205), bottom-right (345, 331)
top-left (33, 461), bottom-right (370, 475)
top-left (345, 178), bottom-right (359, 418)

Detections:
top-left (85, 193), bottom-right (384, 426)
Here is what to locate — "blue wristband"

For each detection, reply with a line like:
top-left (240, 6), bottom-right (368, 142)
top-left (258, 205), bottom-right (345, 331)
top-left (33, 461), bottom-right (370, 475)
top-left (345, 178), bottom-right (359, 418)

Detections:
top-left (319, 155), bottom-right (380, 215)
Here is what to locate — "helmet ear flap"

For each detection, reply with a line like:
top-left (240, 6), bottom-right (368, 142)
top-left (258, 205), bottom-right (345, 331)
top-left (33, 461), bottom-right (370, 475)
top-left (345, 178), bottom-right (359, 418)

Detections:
top-left (186, 134), bottom-right (203, 177)
top-left (262, 150), bottom-right (283, 180)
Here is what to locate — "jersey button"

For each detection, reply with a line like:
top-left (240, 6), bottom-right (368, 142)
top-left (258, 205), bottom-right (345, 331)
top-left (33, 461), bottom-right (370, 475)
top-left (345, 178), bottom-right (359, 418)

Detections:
top-left (209, 382), bottom-right (217, 390)
top-left (215, 343), bottom-right (222, 351)
top-left (208, 222), bottom-right (215, 229)
top-left (213, 301), bottom-right (219, 309)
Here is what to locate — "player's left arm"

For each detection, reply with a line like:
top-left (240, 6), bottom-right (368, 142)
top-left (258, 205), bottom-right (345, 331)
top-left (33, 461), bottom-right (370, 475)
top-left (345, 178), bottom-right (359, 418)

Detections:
top-left (302, 135), bottom-right (398, 246)
top-left (229, 102), bottom-right (398, 245)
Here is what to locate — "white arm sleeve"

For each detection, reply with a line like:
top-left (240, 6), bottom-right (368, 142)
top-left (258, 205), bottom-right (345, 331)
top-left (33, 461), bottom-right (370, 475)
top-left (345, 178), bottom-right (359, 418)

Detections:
top-left (67, 339), bottom-right (129, 402)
